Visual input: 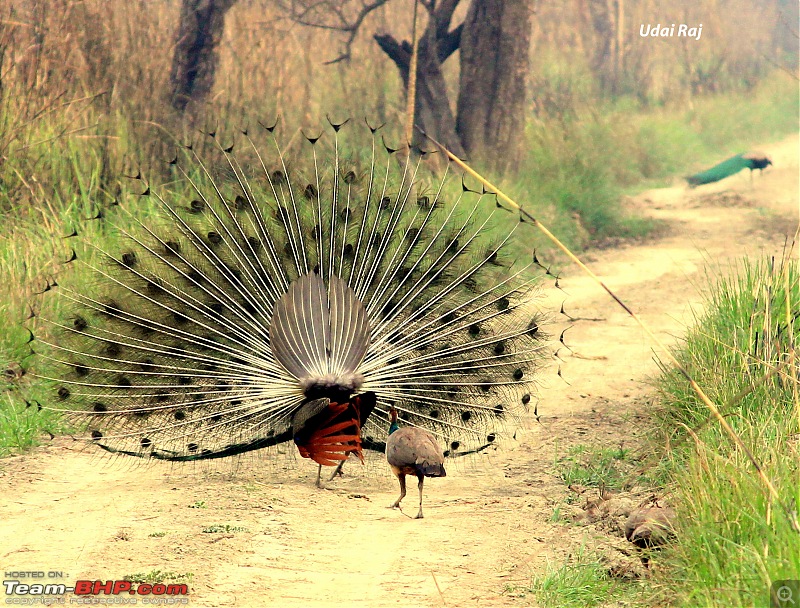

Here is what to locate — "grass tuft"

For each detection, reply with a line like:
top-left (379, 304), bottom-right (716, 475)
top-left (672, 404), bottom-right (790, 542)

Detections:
top-left (505, 547), bottom-right (642, 607)
top-left (557, 444), bottom-right (632, 490)
top-left (201, 525), bottom-right (249, 534)
top-left (0, 394), bottom-right (68, 456)
top-left (653, 253), bottom-right (800, 606)
top-left (123, 570), bottom-right (193, 585)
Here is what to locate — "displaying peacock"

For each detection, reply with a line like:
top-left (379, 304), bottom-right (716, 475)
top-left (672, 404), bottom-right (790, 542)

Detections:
top-left (685, 152), bottom-right (772, 187)
top-left (28, 119), bottom-right (549, 487)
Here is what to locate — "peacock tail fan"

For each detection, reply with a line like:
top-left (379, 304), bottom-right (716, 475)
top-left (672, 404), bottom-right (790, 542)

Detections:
top-left (29, 119), bottom-right (551, 469)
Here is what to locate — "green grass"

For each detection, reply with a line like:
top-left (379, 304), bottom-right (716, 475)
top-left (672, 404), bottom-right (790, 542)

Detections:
top-left (505, 547), bottom-right (643, 607)
top-left (652, 255), bottom-right (800, 607)
top-left (0, 393), bottom-right (68, 456)
top-left (123, 570), bottom-right (193, 585)
top-left (201, 524), bottom-right (249, 534)
top-left (557, 444), bottom-right (632, 490)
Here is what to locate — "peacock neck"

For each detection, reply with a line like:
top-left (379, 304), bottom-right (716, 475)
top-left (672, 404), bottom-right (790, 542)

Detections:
top-left (388, 421), bottom-right (400, 435)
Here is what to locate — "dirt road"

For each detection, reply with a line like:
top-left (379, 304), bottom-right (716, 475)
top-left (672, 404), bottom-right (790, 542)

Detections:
top-left (1, 135), bottom-right (797, 607)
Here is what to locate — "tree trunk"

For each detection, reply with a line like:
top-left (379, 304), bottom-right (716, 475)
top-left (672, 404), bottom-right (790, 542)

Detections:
top-left (585, 0), bottom-right (618, 96)
top-left (615, 0), bottom-right (625, 94)
top-left (373, 1), bottom-right (465, 156)
top-left (456, 0), bottom-right (531, 173)
top-left (169, 0), bottom-right (237, 113)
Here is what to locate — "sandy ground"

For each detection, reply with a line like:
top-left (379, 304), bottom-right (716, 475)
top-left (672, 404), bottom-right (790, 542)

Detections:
top-left (1, 135), bottom-right (798, 607)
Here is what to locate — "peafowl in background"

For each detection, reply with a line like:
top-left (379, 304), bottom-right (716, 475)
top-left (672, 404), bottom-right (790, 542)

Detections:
top-left (685, 152), bottom-right (772, 187)
top-left (28, 119), bottom-right (549, 487)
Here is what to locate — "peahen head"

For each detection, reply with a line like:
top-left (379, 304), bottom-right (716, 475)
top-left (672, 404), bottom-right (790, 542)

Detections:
top-left (388, 406), bottom-right (400, 435)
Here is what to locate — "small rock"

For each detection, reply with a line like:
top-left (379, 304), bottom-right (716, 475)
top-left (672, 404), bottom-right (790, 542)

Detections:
top-left (625, 506), bottom-right (676, 550)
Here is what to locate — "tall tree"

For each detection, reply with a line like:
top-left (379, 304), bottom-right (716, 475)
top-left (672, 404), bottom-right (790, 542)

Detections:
top-left (457, 0), bottom-right (531, 172)
top-left (169, 0), bottom-right (237, 112)
top-left (373, 1), bottom-right (465, 156)
top-left (284, 0), bottom-right (533, 174)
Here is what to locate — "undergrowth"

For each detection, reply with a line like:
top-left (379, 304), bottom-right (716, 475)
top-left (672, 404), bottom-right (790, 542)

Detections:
top-left (556, 443), bottom-right (633, 490)
top-left (652, 254), bottom-right (800, 607)
top-left (504, 546), bottom-right (644, 607)
top-left (123, 570), bottom-right (193, 585)
top-left (515, 73), bottom-right (798, 251)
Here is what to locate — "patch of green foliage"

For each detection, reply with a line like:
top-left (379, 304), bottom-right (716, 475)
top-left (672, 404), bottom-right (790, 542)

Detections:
top-left (0, 393), bottom-right (68, 457)
top-left (201, 524), bottom-right (249, 534)
top-left (653, 254), bottom-right (800, 607)
top-left (557, 443), bottom-right (632, 490)
top-left (123, 570), bottom-right (193, 585)
top-left (505, 547), bottom-right (644, 607)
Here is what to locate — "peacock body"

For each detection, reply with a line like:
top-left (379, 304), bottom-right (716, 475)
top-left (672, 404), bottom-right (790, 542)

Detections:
top-left (30, 120), bottom-right (549, 480)
top-left (685, 152), bottom-right (772, 187)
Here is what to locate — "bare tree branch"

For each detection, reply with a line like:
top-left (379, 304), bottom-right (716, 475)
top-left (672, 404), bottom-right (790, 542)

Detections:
top-left (278, 0), bottom-right (463, 65)
top-left (279, 0), bottom-right (391, 64)
top-left (278, 0), bottom-right (468, 156)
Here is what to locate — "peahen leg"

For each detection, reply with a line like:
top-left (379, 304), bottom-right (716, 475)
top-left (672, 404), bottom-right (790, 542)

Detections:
top-left (415, 475), bottom-right (425, 519)
top-left (390, 474), bottom-right (407, 509)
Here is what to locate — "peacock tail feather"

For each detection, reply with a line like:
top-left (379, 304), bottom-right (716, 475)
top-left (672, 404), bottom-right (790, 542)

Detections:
top-left (685, 152), bottom-right (772, 187)
top-left (29, 119), bottom-right (550, 468)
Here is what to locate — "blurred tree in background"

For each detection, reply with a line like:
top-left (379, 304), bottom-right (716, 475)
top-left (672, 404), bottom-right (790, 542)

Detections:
top-left (0, 0), bottom-right (795, 190)
top-left (170, 0), bottom-right (237, 112)
top-left (280, 0), bottom-right (532, 172)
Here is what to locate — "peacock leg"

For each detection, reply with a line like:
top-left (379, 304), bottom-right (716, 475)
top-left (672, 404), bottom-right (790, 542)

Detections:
top-left (328, 460), bottom-right (346, 481)
top-left (315, 464), bottom-right (323, 488)
top-left (390, 474), bottom-right (406, 509)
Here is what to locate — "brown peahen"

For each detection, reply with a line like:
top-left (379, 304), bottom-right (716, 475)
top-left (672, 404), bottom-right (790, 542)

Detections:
top-left (386, 405), bottom-right (446, 518)
top-left (29, 119), bottom-right (549, 488)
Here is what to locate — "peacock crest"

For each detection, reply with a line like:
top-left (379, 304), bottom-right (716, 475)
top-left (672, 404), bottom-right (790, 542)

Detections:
top-left (29, 119), bottom-right (550, 474)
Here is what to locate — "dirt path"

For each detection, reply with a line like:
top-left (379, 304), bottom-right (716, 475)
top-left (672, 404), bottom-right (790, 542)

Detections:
top-left (1, 135), bottom-right (797, 608)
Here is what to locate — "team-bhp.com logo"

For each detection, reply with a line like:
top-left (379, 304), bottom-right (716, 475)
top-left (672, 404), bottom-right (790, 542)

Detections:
top-left (4, 575), bottom-right (189, 605)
